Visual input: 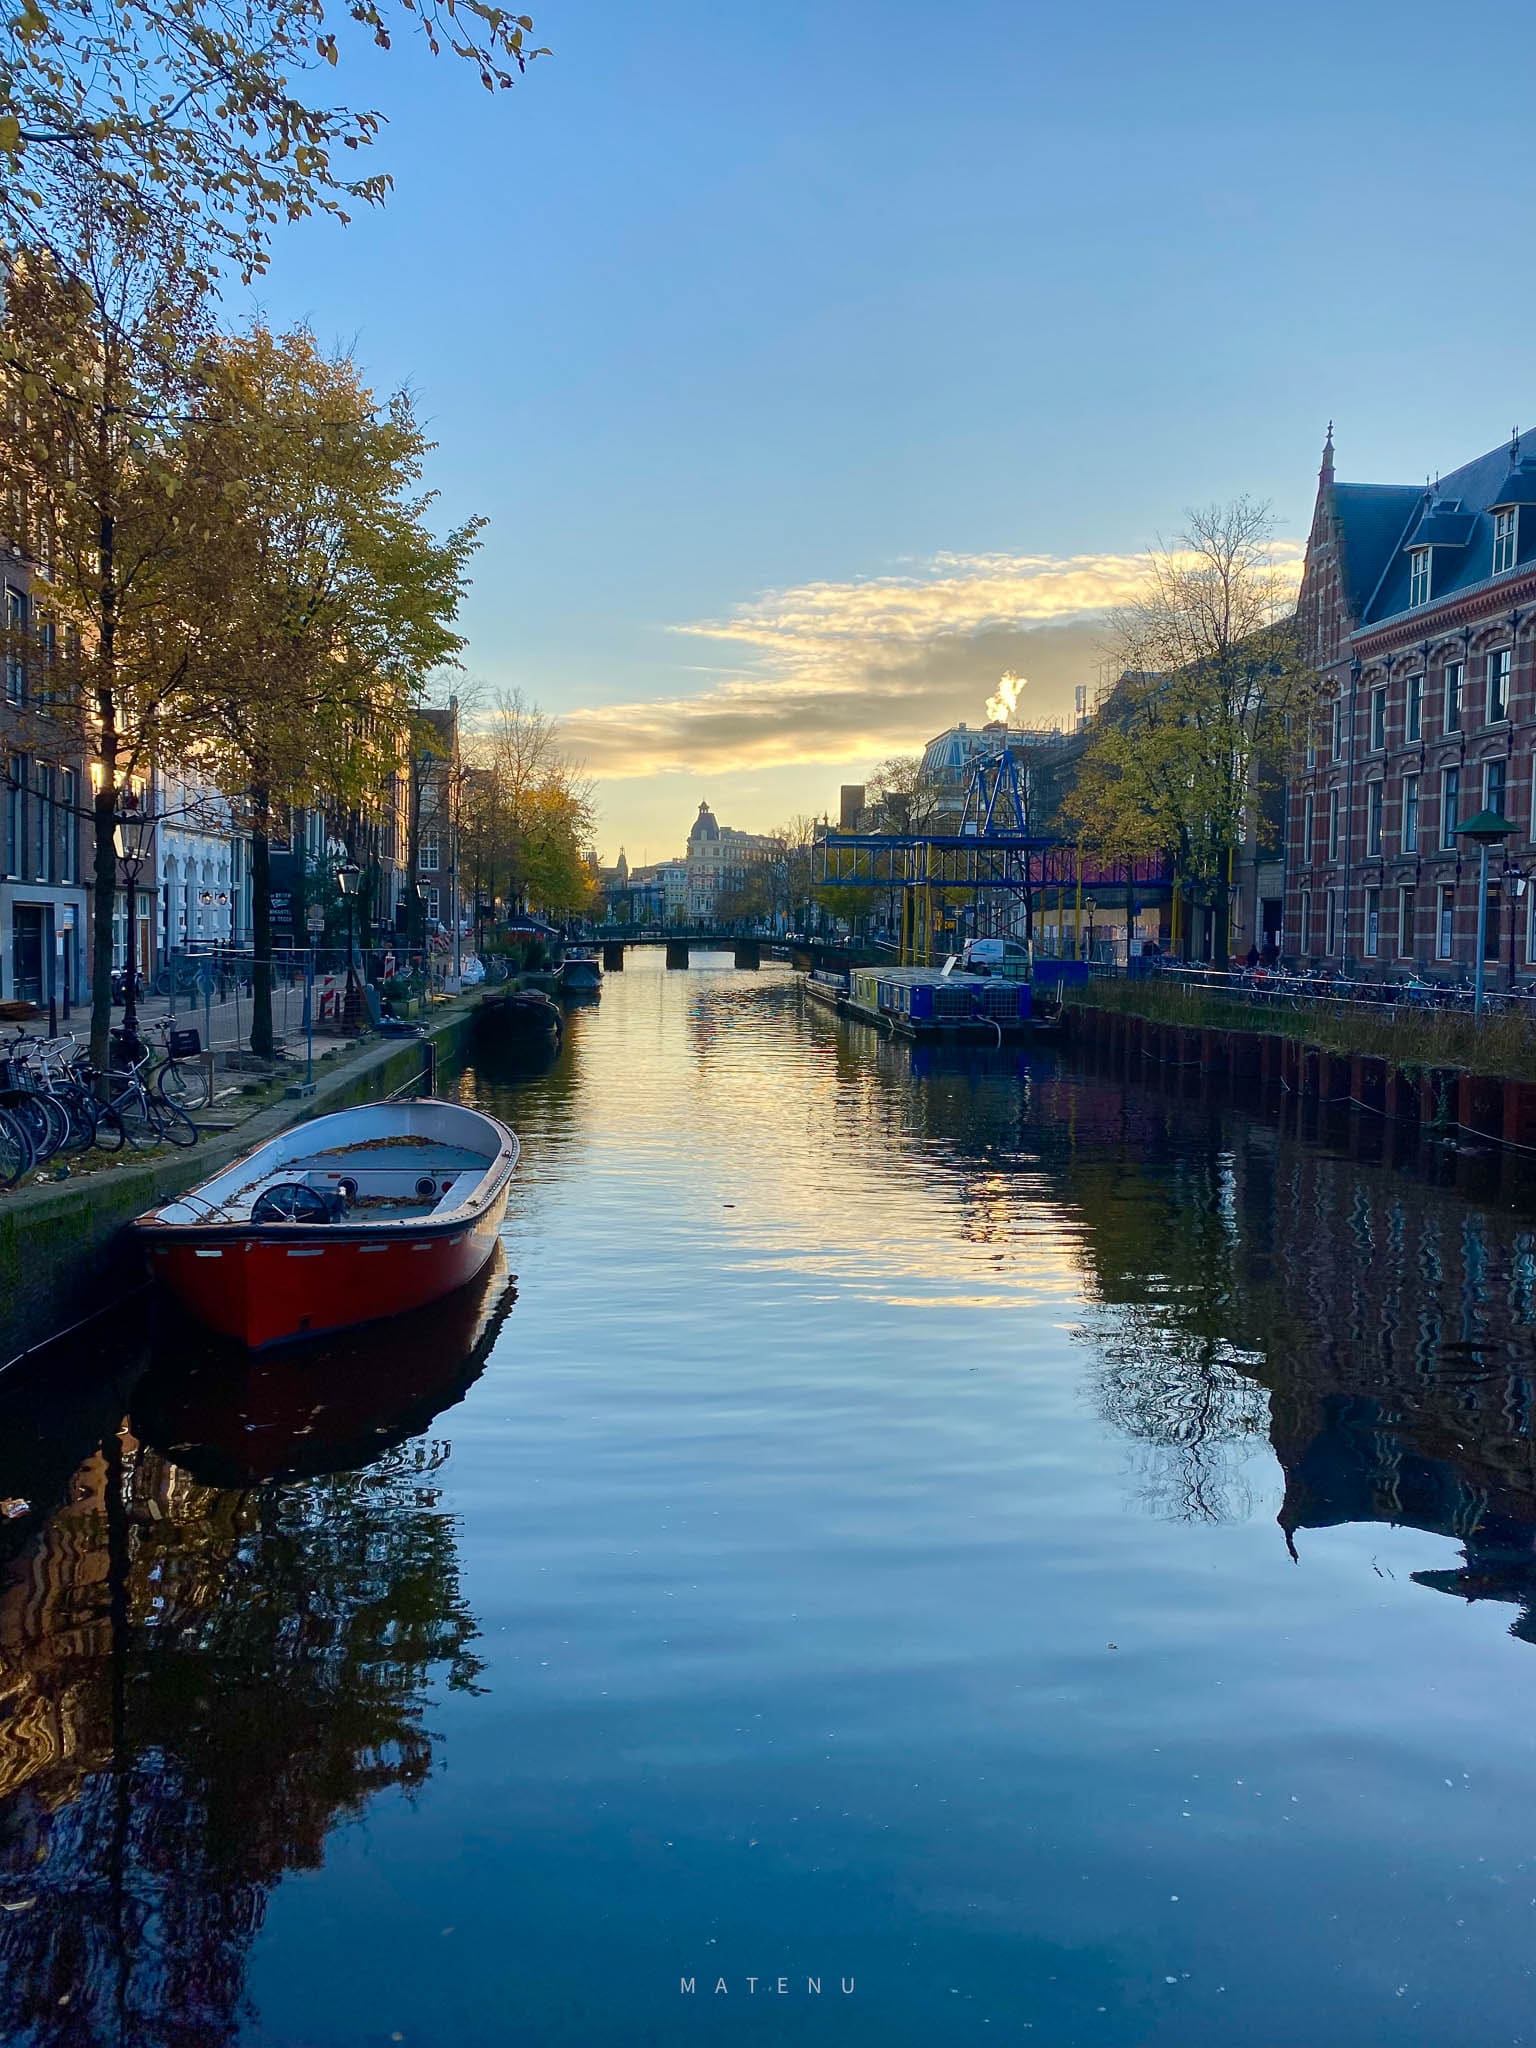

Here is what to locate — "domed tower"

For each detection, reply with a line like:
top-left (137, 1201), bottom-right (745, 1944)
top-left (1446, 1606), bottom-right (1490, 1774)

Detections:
top-left (689, 800), bottom-right (720, 844)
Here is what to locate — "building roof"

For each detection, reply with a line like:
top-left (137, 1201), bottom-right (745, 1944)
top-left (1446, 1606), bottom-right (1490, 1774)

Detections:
top-left (688, 800), bottom-right (720, 842)
top-left (1340, 432), bottom-right (1536, 628)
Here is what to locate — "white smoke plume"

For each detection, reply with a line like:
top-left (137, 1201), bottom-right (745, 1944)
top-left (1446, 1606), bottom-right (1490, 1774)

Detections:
top-left (985, 670), bottom-right (1025, 724)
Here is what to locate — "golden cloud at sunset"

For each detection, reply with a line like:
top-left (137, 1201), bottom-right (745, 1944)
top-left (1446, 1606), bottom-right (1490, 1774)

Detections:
top-left (561, 542), bottom-right (1303, 779)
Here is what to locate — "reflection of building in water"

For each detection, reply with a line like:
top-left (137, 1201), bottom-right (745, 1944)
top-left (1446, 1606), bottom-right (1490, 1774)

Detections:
top-left (854, 1039), bottom-right (1536, 1629)
top-left (0, 1425), bottom-right (482, 2045)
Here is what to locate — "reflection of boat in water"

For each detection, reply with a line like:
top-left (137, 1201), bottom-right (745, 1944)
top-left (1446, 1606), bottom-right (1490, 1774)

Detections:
top-left (131, 1099), bottom-right (519, 1350)
top-left (559, 947), bottom-right (603, 997)
top-left (131, 1248), bottom-right (516, 1486)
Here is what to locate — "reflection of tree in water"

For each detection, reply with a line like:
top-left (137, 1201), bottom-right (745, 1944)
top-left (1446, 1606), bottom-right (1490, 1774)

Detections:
top-left (1089, 1321), bottom-right (1270, 1524)
top-left (0, 1427), bottom-right (481, 2047)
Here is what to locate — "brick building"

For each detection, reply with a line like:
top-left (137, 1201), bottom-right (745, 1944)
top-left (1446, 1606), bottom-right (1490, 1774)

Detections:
top-left (1290, 426), bottom-right (1536, 976)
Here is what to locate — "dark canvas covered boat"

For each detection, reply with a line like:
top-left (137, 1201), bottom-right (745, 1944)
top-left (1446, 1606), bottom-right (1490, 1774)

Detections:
top-left (131, 1099), bottom-right (519, 1350)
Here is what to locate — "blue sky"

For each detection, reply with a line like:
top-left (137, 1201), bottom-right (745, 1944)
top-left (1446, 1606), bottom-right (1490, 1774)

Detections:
top-left (248, 0), bottom-right (1536, 859)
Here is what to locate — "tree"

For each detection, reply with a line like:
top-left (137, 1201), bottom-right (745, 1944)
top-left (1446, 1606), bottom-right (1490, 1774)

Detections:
top-left (464, 691), bottom-right (595, 923)
top-left (0, 209), bottom-right (224, 1066)
top-left (1, 0), bottom-right (544, 288)
top-left (867, 752), bottom-right (941, 832)
top-left (185, 321), bottom-right (480, 1053)
top-left (1063, 499), bottom-right (1312, 965)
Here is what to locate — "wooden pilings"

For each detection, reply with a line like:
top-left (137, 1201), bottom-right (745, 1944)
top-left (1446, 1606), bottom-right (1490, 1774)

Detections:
top-left (665, 940), bottom-right (690, 969)
top-left (1063, 998), bottom-right (1536, 1158)
top-left (602, 941), bottom-right (625, 972)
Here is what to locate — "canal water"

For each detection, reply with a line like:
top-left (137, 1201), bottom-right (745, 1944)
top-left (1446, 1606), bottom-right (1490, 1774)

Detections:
top-left (3, 953), bottom-right (1536, 2046)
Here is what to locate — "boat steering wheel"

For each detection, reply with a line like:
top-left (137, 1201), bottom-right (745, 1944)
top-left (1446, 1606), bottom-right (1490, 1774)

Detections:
top-left (251, 1181), bottom-right (334, 1226)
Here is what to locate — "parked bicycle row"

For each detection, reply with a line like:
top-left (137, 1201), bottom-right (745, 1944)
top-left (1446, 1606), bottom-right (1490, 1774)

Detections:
top-left (0, 1018), bottom-right (210, 1188)
top-left (1132, 960), bottom-right (1535, 1015)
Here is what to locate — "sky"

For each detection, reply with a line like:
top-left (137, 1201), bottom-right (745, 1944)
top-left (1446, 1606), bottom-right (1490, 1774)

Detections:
top-left (245, 0), bottom-right (1536, 862)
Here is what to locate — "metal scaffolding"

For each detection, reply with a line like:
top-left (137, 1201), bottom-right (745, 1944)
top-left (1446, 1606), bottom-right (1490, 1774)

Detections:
top-left (814, 742), bottom-right (1171, 965)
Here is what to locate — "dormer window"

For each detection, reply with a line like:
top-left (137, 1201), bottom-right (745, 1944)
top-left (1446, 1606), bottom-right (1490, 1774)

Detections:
top-left (1409, 549), bottom-right (1431, 608)
top-left (1494, 506), bottom-right (1518, 576)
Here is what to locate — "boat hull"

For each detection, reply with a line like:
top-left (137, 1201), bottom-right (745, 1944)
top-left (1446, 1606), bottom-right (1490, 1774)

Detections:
top-left (145, 1176), bottom-right (511, 1350)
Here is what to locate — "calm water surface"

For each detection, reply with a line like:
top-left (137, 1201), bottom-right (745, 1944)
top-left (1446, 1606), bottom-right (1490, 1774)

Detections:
top-left (4, 954), bottom-right (1536, 2045)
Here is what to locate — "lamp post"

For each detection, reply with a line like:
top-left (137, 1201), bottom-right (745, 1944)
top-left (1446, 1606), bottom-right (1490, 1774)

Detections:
top-left (1456, 809), bottom-right (1516, 1015)
top-left (113, 790), bottom-right (156, 1039)
top-left (337, 858), bottom-right (362, 1032)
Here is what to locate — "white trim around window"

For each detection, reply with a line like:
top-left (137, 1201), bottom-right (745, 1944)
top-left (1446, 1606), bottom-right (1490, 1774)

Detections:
top-left (1487, 646), bottom-right (1512, 725)
top-left (1494, 506), bottom-right (1518, 577)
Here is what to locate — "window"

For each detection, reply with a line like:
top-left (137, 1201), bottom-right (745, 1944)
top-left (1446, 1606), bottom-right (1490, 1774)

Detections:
top-left (1370, 687), bottom-right (1387, 750)
top-left (1402, 774), bottom-right (1419, 852)
top-left (1330, 697), bottom-right (1344, 761)
top-left (1327, 788), bottom-right (1341, 860)
top-left (1302, 793), bottom-right (1315, 862)
top-left (3, 586), bottom-right (25, 703)
top-left (1440, 766), bottom-right (1460, 849)
top-left (35, 762), bottom-right (51, 880)
top-left (1366, 780), bottom-right (1384, 856)
top-left (1494, 507), bottom-right (1518, 576)
top-left (1299, 890), bottom-right (1312, 955)
top-left (424, 885), bottom-right (440, 923)
top-left (1485, 756), bottom-right (1508, 818)
top-left (3, 757), bottom-right (18, 875)
top-left (1488, 647), bottom-right (1511, 724)
top-left (1398, 885), bottom-right (1416, 958)
top-left (7, 754), bottom-right (26, 881)
top-left (1445, 662), bottom-right (1464, 732)
top-left (1364, 886), bottom-right (1380, 957)
top-left (1437, 883), bottom-right (1456, 959)
top-left (1325, 889), bottom-right (1342, 956)
top-left (419, 828), bottom-right (440, 873)
top-left (1406, 673), bottom-right (1423, 743)
top-left (1410, 549), bottom-right (1431, 608)
top-left (59, 768), bottom-right (75, 883)
top-left (1305, 719), bottom-right (1317, 770)
top-left (1485, 882), bottom-right (1503, 961)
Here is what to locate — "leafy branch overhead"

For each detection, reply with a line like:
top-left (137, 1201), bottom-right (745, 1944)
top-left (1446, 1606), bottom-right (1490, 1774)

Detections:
top-left (0, 0), bottom-right (545, 280)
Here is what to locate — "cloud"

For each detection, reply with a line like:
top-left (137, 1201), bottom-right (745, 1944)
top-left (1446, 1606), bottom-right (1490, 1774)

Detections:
top-left (561, 544), bottom-right (1303, 779)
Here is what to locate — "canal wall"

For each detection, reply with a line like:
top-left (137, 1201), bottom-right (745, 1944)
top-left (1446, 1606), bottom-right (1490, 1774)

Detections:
top-left (1062, 997), bottom-right (1536, 1154)
top-left (0, 999), bottom-right (483, 1373)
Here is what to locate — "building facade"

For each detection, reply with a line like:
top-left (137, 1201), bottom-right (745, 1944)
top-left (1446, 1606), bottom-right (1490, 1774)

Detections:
top-left (0, 554), bottom-right (90, 1008)
top-left (155, 771), bottom-right (244, 958)
top-left (1289, 427), bottom-right (1536, 977)
top-left (683, 802), bottom-right (781, 921)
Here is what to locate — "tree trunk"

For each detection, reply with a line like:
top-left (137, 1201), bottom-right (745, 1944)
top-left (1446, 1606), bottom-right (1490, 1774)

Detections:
top-left (89, 504), bottom-right (118, 1074)
top-left (90, 776), bottom-right (118, 1073)
top-left (249, 786), bottom-right (274, 1059)
top-left (1211, 850), bottom-right (1232, 968)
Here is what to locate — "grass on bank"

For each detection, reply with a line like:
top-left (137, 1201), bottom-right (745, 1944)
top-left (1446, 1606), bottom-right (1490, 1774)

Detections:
top-left (1064, 977), bottom-right (1536, 1084)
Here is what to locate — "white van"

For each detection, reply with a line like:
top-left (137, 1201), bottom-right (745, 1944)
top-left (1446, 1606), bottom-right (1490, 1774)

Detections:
top-left (957, 937), bottom-right (1032, 979)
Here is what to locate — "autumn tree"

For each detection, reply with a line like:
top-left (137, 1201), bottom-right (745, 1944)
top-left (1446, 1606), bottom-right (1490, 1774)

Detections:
top-left (185, 322), bottom-right (480, 1054)
top-left (0, 0), bottom-right (544, 288)
top-left (1063, 499), bottom-right (1312, 965)
top-left (0, 207), bottom-right (230, 1065)
top-left (463, 691), bottom-right (595, 923)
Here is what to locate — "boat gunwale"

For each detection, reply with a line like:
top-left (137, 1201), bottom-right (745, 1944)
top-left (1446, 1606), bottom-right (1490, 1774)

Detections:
top-left (130, 1102), bottom-right (520, 1241)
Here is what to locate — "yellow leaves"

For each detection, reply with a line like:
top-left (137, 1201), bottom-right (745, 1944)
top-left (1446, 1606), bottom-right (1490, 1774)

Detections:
top-left (0, 117), bottom-right (19, 154)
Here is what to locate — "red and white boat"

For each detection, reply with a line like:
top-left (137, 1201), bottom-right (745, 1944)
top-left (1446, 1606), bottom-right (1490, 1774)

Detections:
top-left (132, 1099), bottom-right (519, 1350)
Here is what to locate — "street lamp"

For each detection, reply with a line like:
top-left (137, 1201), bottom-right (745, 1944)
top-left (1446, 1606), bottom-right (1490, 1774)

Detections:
top-left (113, 789), bottom-right (156, 1038)
top-left (337, 858), bottom-right (363, 1032)
top-left (1456, 808), bottom-right (1516, 1015)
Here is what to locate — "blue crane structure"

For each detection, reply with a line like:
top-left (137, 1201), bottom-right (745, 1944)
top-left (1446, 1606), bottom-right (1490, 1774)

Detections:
top-left (813, 739), bottom-right (1171, 965)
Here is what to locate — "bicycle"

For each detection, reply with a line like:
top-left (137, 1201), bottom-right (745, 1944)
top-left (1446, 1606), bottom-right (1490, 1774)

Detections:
top-left (105, 1042), bottom-right (199, 1149)
top-left (149, 1020), bottom-right (212, 1112)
